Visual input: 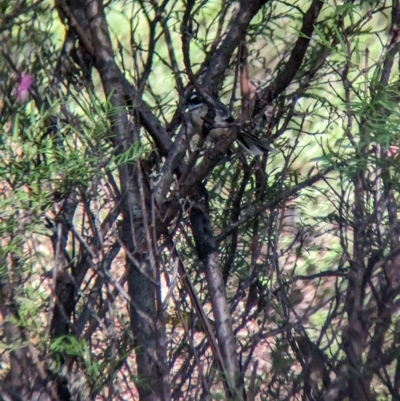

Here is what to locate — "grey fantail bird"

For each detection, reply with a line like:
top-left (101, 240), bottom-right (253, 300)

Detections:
top-left (186, 93), bottom-right (272, 156)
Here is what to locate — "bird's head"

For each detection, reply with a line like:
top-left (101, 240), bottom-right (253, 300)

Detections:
top-left (187, 92), bottom-right (204, 110)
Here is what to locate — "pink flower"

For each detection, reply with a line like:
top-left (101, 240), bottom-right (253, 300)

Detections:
top-left (387, 145), bottom-right (400, 158)
top-left (16, 74), bottom-right (34, 103)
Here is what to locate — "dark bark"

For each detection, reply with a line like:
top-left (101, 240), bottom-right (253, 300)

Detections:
top-left (189, 185), bottom-right (243, 399)
top-left (83, 1), bottom-right (170, 399)
top-left (253, 0), bottom-right (325, 117)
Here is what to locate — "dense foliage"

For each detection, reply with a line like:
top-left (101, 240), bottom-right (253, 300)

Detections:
top-left (1, 0), bottom-right (400, 400)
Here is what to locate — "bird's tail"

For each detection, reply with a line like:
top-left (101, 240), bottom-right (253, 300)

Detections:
top-left (236, 131), bottom-right (273, 156)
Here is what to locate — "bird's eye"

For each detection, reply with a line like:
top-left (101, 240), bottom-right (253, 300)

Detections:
top-left (188, 93), bottom-right (200, 104)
